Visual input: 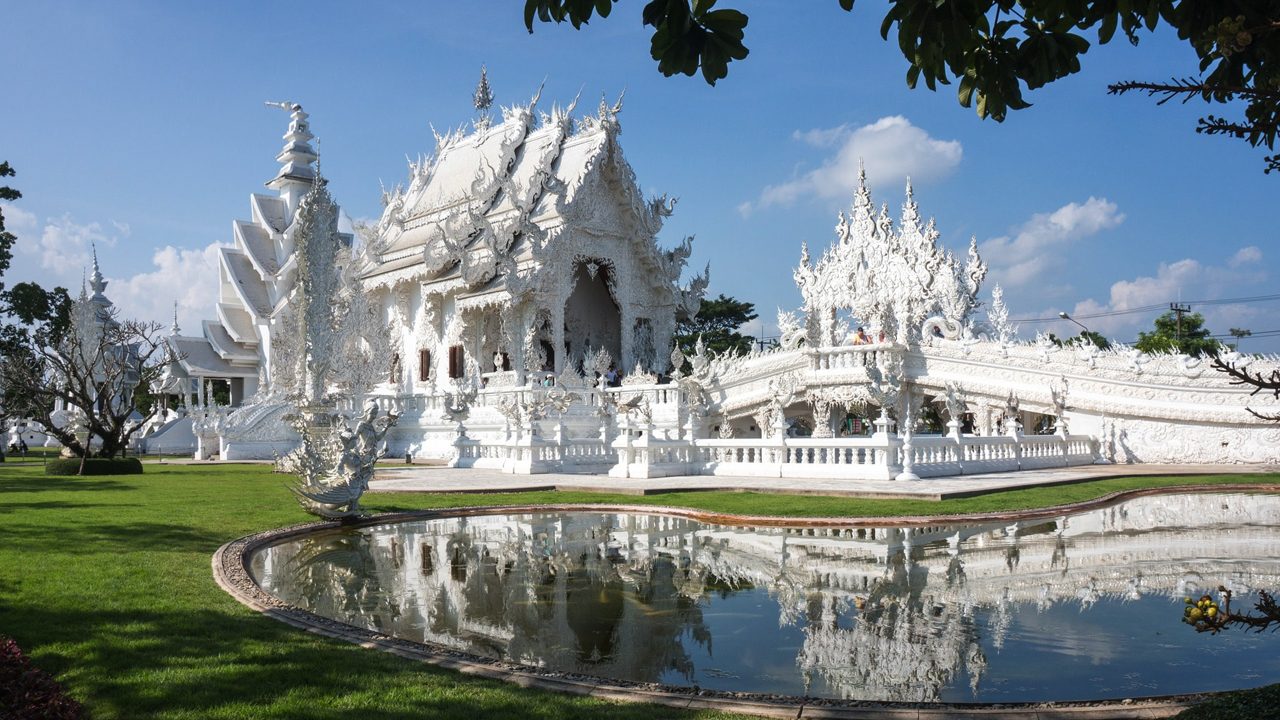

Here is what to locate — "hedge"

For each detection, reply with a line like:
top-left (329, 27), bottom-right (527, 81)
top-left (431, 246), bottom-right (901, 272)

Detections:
top-left (45, 457), bottom-right (144, 476)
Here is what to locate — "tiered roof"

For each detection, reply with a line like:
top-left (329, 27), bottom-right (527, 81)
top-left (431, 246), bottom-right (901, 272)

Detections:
top-left (165, 102), bottom-right (347, 383)
top-left (362, 90), bottom-right (681, 298)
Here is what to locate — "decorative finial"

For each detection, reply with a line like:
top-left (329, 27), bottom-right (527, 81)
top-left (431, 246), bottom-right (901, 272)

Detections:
top-left (264, 100), bottom-right (317, 199)
top-left (472, 66), bottom-right (494, 132)
top-left (473, 66), bottom-right (494, 113)
top-left (89, 242), bottom-right (108, 298)
top-left (171, 301), bottom-right (181, 336)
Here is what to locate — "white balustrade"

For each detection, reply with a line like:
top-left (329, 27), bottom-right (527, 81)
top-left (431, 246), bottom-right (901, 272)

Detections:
top-left (451, 428), bottom-right (1098, 479)
top-left (812, 345), bottom-right (885, 372)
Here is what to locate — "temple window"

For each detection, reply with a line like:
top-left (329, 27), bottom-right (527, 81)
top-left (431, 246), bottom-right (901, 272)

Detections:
top-left (448, 345), bottom-right (464, 379)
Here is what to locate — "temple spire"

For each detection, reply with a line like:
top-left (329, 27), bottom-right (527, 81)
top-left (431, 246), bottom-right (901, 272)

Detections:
top-left (473, 66), bottom-right (494, 131)
top-left (473, 66), bottom-right (493, 113)
top-left (170, 301), bottom-right (181, 336)
top-left (89, 243), bottom-right (109, 302)
top-left (264, 101), bottom-right (318, 216)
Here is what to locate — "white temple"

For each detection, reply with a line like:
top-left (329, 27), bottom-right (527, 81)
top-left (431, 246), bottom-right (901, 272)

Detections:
top-left (136, 76), bottom-right (1280, 474)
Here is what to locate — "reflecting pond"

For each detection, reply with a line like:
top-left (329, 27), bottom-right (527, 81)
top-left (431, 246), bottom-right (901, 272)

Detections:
top-left (250, 492), bottom-right (1280, 703)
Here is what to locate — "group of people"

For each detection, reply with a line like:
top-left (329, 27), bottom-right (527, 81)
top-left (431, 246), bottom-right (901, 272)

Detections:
top-left (850, 327), bottom-right (885, 345)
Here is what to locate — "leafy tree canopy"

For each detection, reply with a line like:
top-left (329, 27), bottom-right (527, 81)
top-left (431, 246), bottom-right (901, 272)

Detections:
top-left (1135, 310), bottom-right (1218, 356)
top-left (1048, 329), bottom-right (1111, 350)
top-left (0, 161), bottom-right (20, 291)
top-left (675, 292), bottom-right (757, 357)
top-left (524, 1), bottom-right (1280, 170)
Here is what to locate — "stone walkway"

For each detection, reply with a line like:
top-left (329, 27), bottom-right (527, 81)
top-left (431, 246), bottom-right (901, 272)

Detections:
top-left (370, 462), bottom-right (1278, 501)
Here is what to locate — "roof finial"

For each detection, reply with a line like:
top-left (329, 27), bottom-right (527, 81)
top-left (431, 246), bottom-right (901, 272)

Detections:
top-left (264, 100), bottom-right (317, 195)
top-left (473, 66), bottom-right (494, 131)
top-left (89, 242), bottom-right (108, 298)
top-left (171, 301), bottom-right (181, 336)
top-left (473, 66), bottom-right (494, 112)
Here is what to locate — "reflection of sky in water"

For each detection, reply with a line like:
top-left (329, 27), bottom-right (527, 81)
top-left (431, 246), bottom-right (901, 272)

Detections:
top-left (251, 492), bottom-right (1280, 703)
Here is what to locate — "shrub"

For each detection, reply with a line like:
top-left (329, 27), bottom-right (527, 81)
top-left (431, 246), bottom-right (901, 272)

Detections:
top-left (0, 636), bottom-right (85, 719)
top-left (45, 457), bottom-right (144, 476)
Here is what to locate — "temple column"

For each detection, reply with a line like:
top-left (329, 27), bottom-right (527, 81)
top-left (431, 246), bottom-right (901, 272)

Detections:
top-left (466, 311), bottom-right (483, 380)
top-left (619, 304), bottom-right (634, 373)
top-left (810, 395), bottom-right (834, 438)
top-left (508, 303), bottom-right (531, 386)
top-left (551, 302), bottom-right (566, 374)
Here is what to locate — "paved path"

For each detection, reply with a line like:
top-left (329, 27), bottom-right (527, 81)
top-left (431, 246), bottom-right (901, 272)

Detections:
top-left (370, 462), bottom-right (1278, 500)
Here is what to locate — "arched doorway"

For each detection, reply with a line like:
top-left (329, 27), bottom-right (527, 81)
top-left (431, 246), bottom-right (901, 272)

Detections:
top-left (564, 259), bottom-right (621, 373)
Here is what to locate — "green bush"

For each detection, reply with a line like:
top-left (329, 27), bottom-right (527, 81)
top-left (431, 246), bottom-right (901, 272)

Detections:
top-left (45, 457), bottom-right (144, 476)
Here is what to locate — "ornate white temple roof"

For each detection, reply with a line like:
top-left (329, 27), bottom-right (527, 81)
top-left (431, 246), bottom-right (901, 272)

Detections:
top-left (164, 335), bottom-right (256, 377)
top-left (362, 90), bottom-right (641, 291)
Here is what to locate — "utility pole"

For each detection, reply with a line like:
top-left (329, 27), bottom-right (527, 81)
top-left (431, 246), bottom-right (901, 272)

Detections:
top-left (1170, 302), bottom-right (1191, 344)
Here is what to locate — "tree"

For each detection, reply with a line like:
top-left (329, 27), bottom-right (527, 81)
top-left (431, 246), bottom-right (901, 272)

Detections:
top-left (0, 162), bottom-right (18, 283)
top-left (1135, 310), bottom-right (1217, 356)
top-left (674, 293), bottom-right (757, 356)
top-left (523, 1), bottom-right (1280, 170)
top-left (0, 289), bottom-right (167, 459)
top-left (1229, 327), bottom-right (1252, 349)
top-left (1048, 330), bottom-right (1111, 350)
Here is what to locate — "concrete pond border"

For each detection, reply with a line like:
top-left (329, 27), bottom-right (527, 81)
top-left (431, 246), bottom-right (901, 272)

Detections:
top-left (213, 483), bottom-right (1280, 719)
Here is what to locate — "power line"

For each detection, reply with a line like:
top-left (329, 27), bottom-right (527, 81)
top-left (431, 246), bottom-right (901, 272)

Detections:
top-left (1016, 292), bottom-right (1280, 323)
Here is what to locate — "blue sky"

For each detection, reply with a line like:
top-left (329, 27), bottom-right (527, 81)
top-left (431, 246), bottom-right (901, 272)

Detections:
top-left (3, 1), bottom-right (1277, 351)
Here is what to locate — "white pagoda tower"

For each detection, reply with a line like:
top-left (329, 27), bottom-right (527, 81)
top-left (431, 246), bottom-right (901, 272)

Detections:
top-left (162, 103), bottom-right (349, 407)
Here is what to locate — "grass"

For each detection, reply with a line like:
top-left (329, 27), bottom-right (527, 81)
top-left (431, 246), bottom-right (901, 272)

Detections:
top-left (1175, 682), bottom-right (1280, 720)
top-left (367, 472), bottom-right (1279, 518)
top-left (0, 461), bottom-right (1276, 719)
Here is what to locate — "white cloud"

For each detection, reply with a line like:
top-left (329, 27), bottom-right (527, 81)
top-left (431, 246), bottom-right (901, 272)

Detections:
top-left (2, 206), bottom-right (228, 332)
top-left (981, 198), bottom-right (1125, 288)
top-left (1028, 246), bottom-right (1271, 343)
top-left (108, 243), bottom-right (231, 332)
top-left (17, 213), bottom-right (125, 277)
top-left (1229, 245), bottom-right (1262, 268)
top-left (792, 125), bottom-right (851, 148)
top-left (745, 116), bottom-right (962, 213)
top-left (2, 204), bottom-right (38, 236)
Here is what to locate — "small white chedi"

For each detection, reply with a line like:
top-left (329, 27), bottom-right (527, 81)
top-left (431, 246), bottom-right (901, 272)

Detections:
top-left (140, 74), bottom-right (1280, 479)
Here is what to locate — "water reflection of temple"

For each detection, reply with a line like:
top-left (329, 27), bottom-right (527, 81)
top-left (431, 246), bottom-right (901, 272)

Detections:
top-left (251, 492), bottom-right (1280, 701)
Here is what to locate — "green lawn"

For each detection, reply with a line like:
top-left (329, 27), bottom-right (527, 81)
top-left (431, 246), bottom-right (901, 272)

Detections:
top-left (0, 461), bottom-right (1276, 719)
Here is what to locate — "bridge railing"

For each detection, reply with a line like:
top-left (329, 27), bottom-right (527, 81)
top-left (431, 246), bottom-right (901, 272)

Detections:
top-left (692, 437), bottom-right (897, 479)
top-left (907, 433), bottom-right (1099, 477)
top-left (451, 435), bottom-right (616, 473)
top-left (450, 428), bottom-right (1099, 479)
top-left (811, 344), bottom-right (891, 371)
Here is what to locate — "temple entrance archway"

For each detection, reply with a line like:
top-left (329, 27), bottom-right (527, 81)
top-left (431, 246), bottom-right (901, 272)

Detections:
top-left (564, 260), bottom-right (621, 374)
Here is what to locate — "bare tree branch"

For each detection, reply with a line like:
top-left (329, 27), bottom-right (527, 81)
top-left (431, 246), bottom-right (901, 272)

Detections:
top-left (1210, 355), bottom-right (1280, 421)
